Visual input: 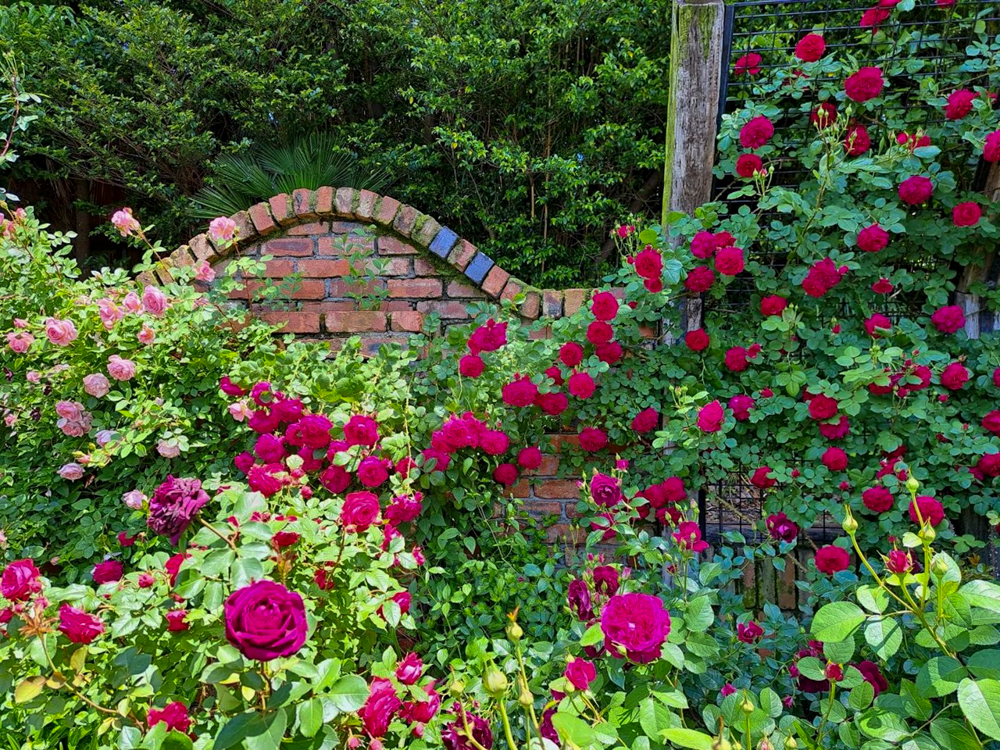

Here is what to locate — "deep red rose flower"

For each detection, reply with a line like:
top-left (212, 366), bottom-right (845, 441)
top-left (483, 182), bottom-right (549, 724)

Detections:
top-left (503, 375), bottom-right (539, 407)
top-left (234, 451), bottom-right (255, 474)
top-left (631, 408), bottom-right (659, 433)
top-left (766, 512), bottom-right (799, 542)
top-left (517, 446), bottom-right (543, 470)
top-left (953, 202), bottom-right (982, 227)
top-left (802, 258), bottom-right (845, 298)
top-left (808, 394), bottom-right (839, 420)
top-left (760, 295), bottom-right (788, 316)
top-left (568, 371), bottom-right (596, 399)
top-left (395, 653), bottom-right (424, 686)
top-left (567, 578), bottom-right (594, 621)
top-left (685, 266), bottom-right (715, 293)
top-left (250, 381), bottom-right (273, 407)
top-left (247, 466), bottom-right (282, 498)
top-left (93, 560), bottom-right (123, 585)
top-left (931, 305), bottom-right (965, 333)
top-left (691, 231), bottom-right (718, 259)
top-left (898, 175), bottom-right (933, 205)
top-left (459, 354), bottom-right (485, 378)
top-left (979, 453), bottom-right (1000, 478)
top-left (493, 463), bottom-right (518, 486)
top-left (815, 546), bottom-right (850, 574)
top-left (737, 621), bottom-right (764, 643)
top-left (147, 476), bottom-right (210, 546)
top-left (740, 116), bottom-right (775, 149)
top-left (271, 397), bottom-right (304, 424)
top-left (545, 365), bottom-right (564, 385)
top-left (385, 493), bottom-right (423, 525)
top-left (897, 131), bottom-right (931, 150)
top-left (596, 341), bottom-right (623, 364)
top-left (254, 434), bottom-right (286, 464)
top-left (536, 391), bottom-right (568, 416)
top-left (844, 123), bottom-right (871, 156)
top-left (219, 376), bottom-right (246, 397)
top-left (645, 276), bottom-right (663, 293)
top-left (147, 702), bottom-right (192, 735)
top-left (863, 486), bottom-right (894, 513)
top-left (579, 427), bottom-right (608, 452)
top-left (467, 319), bottom-right (507, 354)
top-left (872, 278), bottom-right (893, 294)
top-left (940, 362), bottom-right (970, 390)
top-left (660, 477), bottom-right (687, 503)
top-left (634, 248), bottom-right (664, 280)
top-left (734, 52), bottom-right (762, 76)
top-left (601, 593), bottom-right (671, 663)
top-left (480, 429), bottom-right (510, 455)
top-left (564, 658), bottom-right (597, 691)
top-left (442, 712), bottom-right (492, 750)
top-left (845, 67), bottom-right (884, 102)
top-left (685, 328), bottom-right (710, 352)
top-left (697, 401), bottom-right (725, 433)
top-left (983, 411), bottom-right (1000, 435)
top-left (586, 321), bottom-right (614, 346)
top-left (810, 102), bottom-right (837, 128)
top-left (715, 246), bottom-right (745, 276)
top-left (560, 341), bottom-right (584, 367)
top-left (319, 464), bottom-right (351, 493)
top-left (359, 678), bottom-right (402, 738)
top-left (818, 414), bottom-right (850, 440)
top-left (341, 491), bottom-right (381, 532)
top-left (751, 466), bottom-right (776, 489)
top-left (857, 224), bottom-right (889, 253)
top-left (166, 609), bottom-right (189, 632)
top-left (165, 553), bottom-right (190, 588)
top-left (795, 33), bottom-right (826, 62)
top-left (1, 559), bottom-right (42, 601)
top-left (590, 473), bottom-right (622, 507)
top-left (946, 89), bottom-right (977, 120)
top-left (860, 6), bottom-right (891, 28)
top-left (729, 394), bottom-right (755, 421)
top-left (357, 456), bottom-right (390, 488)
top-left (857, 661), bottom-right (889, 696)
top-left (821, 447), bottom-right (848, 472)
top-left (909, 495), bottom-right (945, 527)
top-left (984, 130), bottom-right (1000, 162)
top-left (59, 604), bottom-right (105, 644)
top-left (724, 347), bottom-right (748, 372)
top-left (864, 313), bottom-right (892, 337)
top-left (673, 521), bottom-right (709, 552)
top-left (994, 368), bottom-right (1000, 388)
top-left (885, 550), bottom-right (913, 574)
top-left (590, 291), bottom-right (619, 321)
top-left (736, 153), bottom-right (764, 178)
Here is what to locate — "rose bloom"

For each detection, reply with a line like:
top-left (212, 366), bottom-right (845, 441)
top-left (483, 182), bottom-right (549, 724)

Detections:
top-left (344, 414), bottom-right (379, 447)
top-left (751, 466), bottom-right (776, 489)
top-left (864, 313), bottom-right (892, 337)
top-left (224, 580), bottom-right (308, 661)
top-left (729, 394), bottom-right (754, 421)
top-left (121, 291), bottom-right (142, 314)
top-left (480, 429), bottom-right (510, 455)
top-left (147, 702), bottom-right (192, 735)
top-left (166, 609), bottom-right (190, 632)
top-left (946, 89), bottom-right (977, 120)
top-left (45, 317), bottom-right (78, 346)
top-left (844, 123), bottom-right (871, 156)
top-left (885, 549), bottom-right (913, 574)
top-left (802, 258), bottom-right (845, 298)
top-left (909, 495), bottom-right (945, 527)
top-left (442, 711), bottom-right (492, 750)
top-left (808, 394), bottom-right (839, 421)
top-left (537, 391), bottom-right (569, 416)
top-left (760, 295), bottom-right (787, 316)
top-left (844, 66), bottom-right (884, 102)
top-left (860, 6), bottom-right (891, 28)
top-left (395, 652), bottom-right (424, 686)
top-left (111, 207), bottom-right (141, 237)
top-left (673, 521), bottom-right (709, 552)
top-left (82, 373), bottom-right (110, 398)
top-left (58, 604), bottom-right (105, 644)
top-left (898, 175), bottom-right (933, 205)
top-left (737, 620), bottom-right (764, 643)
top-left (93, 560), bottom-right (123, 584)
top-left (982, 410), bottom-right (1000, 435)
top-left (940, 362), bottom-right (970, 390)
top-left (633, 248), bottom-right (663, 280)
top-left (560, 341), bottom-right (584, 367)
top-left (736, 153), bottom-right (764, 178)
top-left (147, 476), bottom-right (210, 545)
top-left (684, 266), bottom-right (715, 293)
top-left (194, 260), bottom-right (216, 282)
top-left (1, 559), bottom-right (43, 601)
top-left (142, 286), bottom-right (169, 317)
top-left (593, 565), bottom-right (620, 596)
top-left (601, 592), bottom-right (671, 663)
top-left (97, 298), bottom-right (123, 329)
top-left (459, 354), bottom-right (484, 378)
top-left (590, 291), bottom-right (619, 321)
top-left (872, 278), bottom-right (893, 294)
top-left (857, 224), bottom-right (889, 253)
top-left (724, 346), bottom-right (748, 372)
top-left (579, 427), bottom-right (608, 452)
top-left (715, 246), bottom-right (745, 276)
top-left (357, 456), bottom-right (391, 488)
top-left (341, 491), bottom-right (381, 532)
top-left (795, 33), bottom-right (826, 62)
top-left (157, 440), bottom-right (181, 458)
top-left (857, 661), bottom-right (889, 697)
top-left (697, 400), bottom-right (725, 432)
top-left (822, 447), bottom-right (849, 472)
top-left (567, 371), bottom-right (596, 399)
top-left (564, 658), bottom-right (597, 690)
top-left (734, 52), bottom-right (762, 76)
top-left (208, 216), bottom-right (238, 243)
top-left (739, 115), bottom-right (774, 149)
top-left (590, 473), bottom-right (622, 508)
top-left (6, 331), bottom-right (33, 353)
top-left (766, 512), bottom-right (799, 542)
top-left (596, 341), bottom-right (623, 364)
top-left (862, 486), bottom-right (894, 513)
top-left (493, 463), bottom-right (518, 486)
top-left (815, 546), bottom-right (850, 574)
top-left (685, 328), bottom-right (710, 352)
top-left (517, 446), bottom-right (543, 470)
top-left (690, 231), bottom-right (720, 259)
top-left (503, 375), bottom-right (539, 407)
top-left (107, 354), bottom-right (136, 381)
top-left (631, 407), bottom-right (659, 433)
top-left (953, 202), bottom-right (982, 227)
top-left (931, 305), bottom-right (965, 334)
top-left (985, 130), bottom-right (1000, 162)
top-left (59, 463), bottom-right (85, 481)
top-left (586, 321), bottom-right (613, 346)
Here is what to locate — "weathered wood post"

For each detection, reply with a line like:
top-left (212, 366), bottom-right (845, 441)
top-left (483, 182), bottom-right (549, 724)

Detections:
top-left (661, 0), bottom-right (726, 343)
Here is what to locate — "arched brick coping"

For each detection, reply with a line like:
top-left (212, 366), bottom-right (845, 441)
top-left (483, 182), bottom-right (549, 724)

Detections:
top-left (139, 188), bottom-right (597, 341)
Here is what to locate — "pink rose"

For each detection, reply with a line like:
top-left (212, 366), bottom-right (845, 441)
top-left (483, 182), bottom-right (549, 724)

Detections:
top-left (395, 653), bottom-right (424, 685)
top-left (83, 373), bottom-right (110, 397)
top-left (107, 354), bottom-right (136, 381)
top-left (122, 490), bottom-right (147, 510)
top-left (45, 318), bottom-right (78, 346)
top-left (696, 400), bottom-right (725, 432)
top-left (58, 604), bottom-right (105, 644)
top-left (208, 216), bottom-right (237, 244)
top-left (737, 621), bottom-right (764, 643)
top-left (157, 440), bottom-right (181, 458)
top-left (59, 463), bottom-right (85, 481)
top-left (360, 678), bottom-right (403, 738)
top-left (564, 658), bottom-right (597, 690)
top-left (138, 324), bottom-right (155, 344)
top-left (166, 609), bottom-right (190, 632)
top-left (601, 593), bottom-right (671, 663)
top-left (357, 456), bottom-right (391, 488)
top-left (147, 702), bottom-right (191, 734)
top-left (590, 473), bottom-right (622, 508)
top-left (93, 560), bottom-right (123, 584)
top-left (111, 208), bottom-right (141, 237)
top-left (97, 298), bottom-right (123, 330)
top-left (122, 291), bottom-right (142, 313)
top-left (341, 491), bottom-right (381, 532)
top-left (6, 331), bottom-right (33, 353)
top-left (1, 559), bottom-right (43, 601)
top-left (141, 286), bottom-right (169, 317)
top-left (193, 260), bottom-right (216, 282)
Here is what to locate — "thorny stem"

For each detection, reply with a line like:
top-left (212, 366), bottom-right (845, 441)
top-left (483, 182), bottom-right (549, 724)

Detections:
top-left (199, 517), bottom-right (238, 552)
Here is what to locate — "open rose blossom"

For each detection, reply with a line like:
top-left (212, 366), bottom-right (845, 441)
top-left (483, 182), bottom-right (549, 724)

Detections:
top-left (45, 317), bottom-right (78, 346)
top-left (224, 580), bottom-right (308, 661)
top-left (931, 305), bottom-right (965, 334)
top-left (795, 33), bottom-right (826, 61)
top-left (208, 216), bottom-right (238, 244)
top-left (147, 476), bottom-right (210, 545)
top-left (766, 513), bottom-right (799, 542)
top-left (739, 115), bottom-right (774, 149)
top-left (1, 559), bottom-right (42, 601)
top-left (92, 560), bottom-right (123, 584)
top-left (815, 545), bottom-right (850, 574)
top-left (147, 702), bottom-right (192, 734)
top-left (360, 677), bottom-right (402, 737)
top-left (857, 661), bottom-right (889, 696)
top-left (601, 592), bottom-right (671, 663)
top-left (442, 711), bottom-right (493, 750)
top-left (844, 67), bottom-right (884, 102)
top-left (341, 491), bottom-right (381, 532)
top-left (737, 620), bottom-right (764, 643)
top-left (564, 658), bottom-right (597, 690)
top-left (908, 495), bottom-right (945, 527)
top-left (107, 355), bottom-right (136, 381)
top-left (59, 604), bottom-right (105, 644)
top-left (590, 473), bottom-right (622, 507)
top-left (898, 175), bottom-right (933, 205)
top-left (696, 400), bottom-right (725, 432)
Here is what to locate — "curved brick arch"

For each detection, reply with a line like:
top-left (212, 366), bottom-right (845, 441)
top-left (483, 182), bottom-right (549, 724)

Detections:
top-left (141, 187), bottom-right (599, 353)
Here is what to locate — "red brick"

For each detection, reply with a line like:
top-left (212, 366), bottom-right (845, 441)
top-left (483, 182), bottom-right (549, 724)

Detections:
top-left (268, 194), bottom-right (295, 225)
top-left (412, 217), bottom-right (442, 247)
top-left (542, 290), bottom-right (564, 318)
top-left (551, 434), bottom-right (581, 452)
top-left (640, 324), bottom-right (659, 339)
top-left (253, 260), bottom-right (294, 278)
top-left (413, 258), bottom-right (440, 276)
top-left (482, 266), bottom-right (510, 297)
top-left (297, 301), bottom-right (355, 313)
top-left (315, 186), bottom-right (334, 215)
top-left (293, 188), bottom-right (317, 219)
top-left (374, 197), bottom-right (402, 226)
top-left (546, 524), bottom-right (584, 545)
top-left (500, 279), bottom-right (524, 303)
top-left (381, 258), bottom-right (413, 276)
top-left (378, 236), bottom-right (417, 255)
top-left (336, 187), bottom-right (358, 217)
top-left (537, 455), bottom-right (560, 475)
top-left (447, 240), bottom-right (478, 271)
top-left (258, 311), bottom-right (321, 333)
top-left (527, 501), bottom-right (563, 516)
top-left (324, 311), bottom-right (388, 333)
top-left (507, 480), bottom-right (531, 499)
top-left (154, 262), bottom-right (175, 284)
top-left (563, 288), bottom-right (587, 315)
top-left (265, 238), bottom-right (314, 257)
top-left (355, 190), bottom-right (379, 220)
top-left (522, 291), bottom-right (541, 320)
top-left (535, 480), bottom-right (580, 499)
top-left (328, 278), bottom-right (386, 298)
top-left (417, 301), bottom-right (471, 318)
top-left (284, 280), bottom-right (326, 299)
top-left (169, 246), bottom-right (195, 268)
top-left (227, 210), bottom-right (256, 245)
top-left (297, 259), bottom-right (352, 278)
top-left (390, 311), bottom-right (426, 333)
top-left (447, 280), bottom-right (486, 298)
top-left (287, 222), bottom-right (328, 236)
top-left (248, 202), bottom-right (279, 236)
top-left (393, 205), bottom-right (420, 236)
top-left (318, 235), bottom-right (374, 256)
top-left (388, 278), bottom-right (442, 298)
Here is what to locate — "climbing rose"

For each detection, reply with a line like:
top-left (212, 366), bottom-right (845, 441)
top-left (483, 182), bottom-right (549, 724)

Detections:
top-left (673, 521), bottom-right (709, 552)
top-left (885, 550), bottom-right (913, 574)
top-left (286, 414), bottom-right (333, 449)
top-left (631, 408), bottom-right (659, 433)
top-left (92, 560), bottom-right (123, 584)
top-left (940, 362), bottom-right (970, 390)
top-left (766, 513), bottom-right (799, 542)
top-left (739, 115), bottom-right (774, 149)
top-left (567, 371), bottom-right (596, 399)
top-left (822, 447), bottom-right (849, 472)
top-left (219, 376), bottom-right (245, 397)
top-left (982, 411), bottom-right (1000, 435)
top-left (1, 559), bottom-right (42, 601)
top-left (729, 394), bottom-right (754, 421)
top-left (111, 207), bottom-right (141, 237)
top-left (357, 456), bottom-right (390, 488)
top-left (684, 265), bottom-right (715, 293)
top-left (147, 702), bottom-right (192, 734)
top-left (166, 610), bottom-right (189, 632)
top-left (560, 342), bottom-right (584, 367)
top-left (946, 89), bottom-right (977, 120)
top-left (6, 331), bottom-right (32, 353)
top-left (984, 130), bottom-right (1000, 162)
top-left (596, 341), bottom-right (622, 364)
top-left (480, 429), bottom-right (510, 455)
top-left (737, 621), bottom-right (764, 643)
top-left (860, 7), bottom-right (891, 28)
top-left (795, 33), bottom-right (826, 61)
top-left (58, 604), bottom-right (105, 644)
top-left (586, 321), bottom-right (613, 345)
top-left (633, 248), bottom-right (663, 279)
top-left (224, 580), bottom-right (307, 661)
top-left (142, 286), bottom-right (168, 317)
top-left (953, 202), bottom-right (982, 227)
top-left (715, 246), bottom-right (745, 276)
top-left (493, 463), bottom-right (518, 486)
top-left (442, 712), bottom-right (493, 750)
top-left (590, 473), bottom-right (622, 508)
top-left (909, 496), bottom-right (945, 527)
top-left (601, 593), bottom-right (671, 664)
top-left (864, 313), bottom-right (892, 337)
top-left (751, 466), bottom-right (777, 489)
top-left (685, 328), bottom-right (710, 352)
top-left (696, 401), bottom-right (725, 433)
top-left (844, 67), bottom-right (884, 102)
top-left (45, 317), bottom-right (78, 346)
top-left (536, 392), bottom-right (568, 416)
top-left (194, 260), bottom-right (215, 283)
top-left (898, 175), bottom-right (933, 205)
top-left (590, 291), bottom-right (619, 321)
top-left (931, 305), bottom-right (965, 333)
top-left (734, 52), bottom-right (762, 76)
top-left (857, 661), bottom-right (889, 696)
top-left (815, 546), bottom-right (850, 574)
top-left (760, 295), bottom-right (787, 316)
top-left (385, 493), bottom-right (423, 525)
top-left (724, 347), bottom-right (748, 372)
top-left (690, 231), bottom-right (719, 259)
top-left (593, 565), bottom-right (620, 595)
top-left (579, 427), bottom-right (608, 452)
top-left (467, 319), bottom-right (507, 354)
top-left (502, 376), bottom-right (538, 407)
top-left (341, 492), bottom-right (381, 532)
top-left (802, 258), bottom-right (845, 298)
top-left (147, 477), bottom-right (210, 546)
top-left (344, 415), bottom-right (379, 447)
top-left (862, 486), bottom-right (894, 513)
top-left (208, 215), bottom-right (237, 243)
top-left (567, 578), bottom-right (594, 621)
top-left (736, 153), bottom-right (764, 178)
top-left (808, 394), bottom-right (839, 420)
top-left (459, 354), bottom-right (484, 378)
top-left (83, 373), bottom-right (110, 397)
top-left (844, 123), bottom-right (871, 156)
top-left (857, 224), bottom-right (889, 253)
top-left (564, 658), bottom-right (597, 690)
top-left (395, 653), bottom-right (424, 685)
top-left (872, 278), bottom-right (893, 294)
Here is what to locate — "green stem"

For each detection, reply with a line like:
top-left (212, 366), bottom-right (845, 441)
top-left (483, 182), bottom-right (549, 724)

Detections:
top-left (497, 699), bottom-right (519, 750)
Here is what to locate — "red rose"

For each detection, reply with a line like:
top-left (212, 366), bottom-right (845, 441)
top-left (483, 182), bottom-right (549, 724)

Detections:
top-left (564, 658), bottom-right (597, 691)
top-left (586, 321), bottom-right (614, 346)
top-left (734, 53), bottom-right (762, 77)
top-left (844, 67), bottom-right (884, 102)
top-left (503, 375), bottom-right (539, 407)
top-left (596, 341), bottom-right (623, 364)
top-left (536, 392), bottom-right (569, 416)
top-left (898, 175), bottom-right (933, 205)
top-left (631, 408), bottom-right (659, 433)
top-left (946, 89), bottom-right (976, 120)
top-left (357, 456), bottom-right (390, 488)
top-left (715, 246), bottom-right (745, 276)
top-left (234, 451), bottom-right (254, 474)
top-left (795, 33), bottom-right (826, 62)
top-left (844, 123), bottom-right (871, 156)
top-left (724, 347), bottom-right (748, 372)
top-left (908, 496), bottom-right (944, 527)
top-left (459, 355), bottom-right (484, 378)
top-left (568, 371), bottom-right (596, 399)
top-left (953, 202), bottom-right (982, 227)
top-left (864, 313), bottom-right (892, 337)
top-left (737, 621), bottom-right (764, 643)
top-left (166, 609), bottom-right (190, 632)
top-left (808, 394), bottom-right (838, 420)
top-left (467, 319), bottom-right (507, 353)
top-left (560, 341), bottom-right (584, 367)
top-left (696, 401), bottom-right (725, 433)
top-left (691, 231), bottom-right (718, 259)
top-left (802, 258), bottom-right (845, 298)
top-left (815, 546), bottom-right (850, 574)
top-left (984, 130), bottom-right (1000, 162)
top-left (59, 604), bottom-right (105, 644)
top-left (148, 702), bottom-right (192, 735)
top-left (319, 464), bottom-right (351, 493)
top-left (818, 414), bottom-right (850, 440)
top-left (872, 278), bottom-right (893, 294)
top-left (341, 491), bottom-right (381, 532)
top-left (857, 661), bottom-right (889, 697)
top-left (940, 362), bottom-right (970, 390)
top-left (821, 447), bottom-right (848, 472)
top-left (685, 328), bottom-right (710, 352)
top-left (983, 411), bottom-right (1000, 435)
top-left (684, 266), bottom-right (715, 293)
top-left (760, 295), bottom-right (787, 316)
top-left (751, 466), bottom-right (776, 489)
top-left (766, 513), bottom-right (799, 542)
top-left (931, 305), bottom-right (965, 334)
top-left (579, 427), bottom-right (608, 452)
top-left (634, 248), bottom-right (663, 280)
top-left (862, 486), bottom-right (894, 513)
top-left (979, 453), bottom-right (1000, 478)
top-left (590, 291), bottom-right (619, 321)
top-left (545, 365), bottom-right (563, 385)
top-left (885, 550), bottom-right (913, 574)
top-left (739, 116), bottom-right (775, 149)
top-left (736, 153), bottom-right (764, 178)
top-left (857, 224), bottom-right (889, 253)
top-left (93, 560), bottom-right (123, 585)
top-left (480, 429), bottom-right (510, 455)
top-left (729, 394), bottom-right (755, 421)
top-left (1, 559), bottom-right (42, 601)
top-left (493, 463), bottom-right (518, 486)
top-left (810, 102), bottom-right (837, 128)
top-left (860, 7), bottom-right (891, 28)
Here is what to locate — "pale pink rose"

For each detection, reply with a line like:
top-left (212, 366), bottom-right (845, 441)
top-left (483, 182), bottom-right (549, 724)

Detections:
top-left (111, 207), bottom-right (141, 237)
top-left (97, 298), bottom-right (123, 330)
top-left (157, 440), bottom-right (180, 458)
top-left (107, 355), bottom-right (136, 381)
top-left (141, 286), bottom-right (168, 318)
top-left (13, 318), bottom-right (27, 329)
top-left (6, 331), bottom-right (33, 353)
top-left (137, 325), bottom-right (155, 344)
top-left (4, 412), bottom-right (16, 427)
top-left (78, 454), bottom-right (91, 465)
top-left (55, 401), bottom-right (85, 422)
top-left (95, 430), bottom-right (117, 448)
top-left (58, 414), bottom-right (92, 437)
top-left (122, 490), bottom-right (147, 510)
top-left (208, 216), bottom-right (237, 244)
top-left (193, 260), bottom-right (216, 282)
top-left (45, 318), bottom-right (78, 346)
top-left (122, 292), bottom-right (142, 314)
top-left (83, 373), bottom-right (110, 398)
top-left (49, 364), bottom-right (70, 375)
top-left (26, 371), bottom-right (41, 384)
top-left (229, 401), bottom-right (252, 422)
top-left (58, 463), bottom-right (85, 481)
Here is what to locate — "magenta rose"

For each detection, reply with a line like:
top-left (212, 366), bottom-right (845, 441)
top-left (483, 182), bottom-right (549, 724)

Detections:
top-left (592, 565), bottom-right (620, 596)
top-left (857, 661), bottom-right (889, 696)
top-left (633, 248), bottom-right (663, 280)
top-left (736, 153), bottom-right (764, 178)
top-left (58, 604), bottom-right (105, 644)
top-left (503, 375), bottom-right (539, 407)
top-left (568, 371), bottom-right (596, 399)
top-left (737, 620), bottom-right (764, 643)
top-left (631, 407), bottom-right (659, 433)
top-left (579, 427), bottom-right (608, 452)
top-left (739, 115), bottom-right (774, 149)
top-left (147, 476), bottom-right (210, 546)
top-left (590, 473), bottom-right (622, 508)
top-left (821, 447), bottom-right (849, 472)
top-left (862, 486), bottom-right (894, 514)
top-left (885, 550), bottom-right (913, 574)
top-left (945, 88), bottom-right (976, 120)
top-left (808, 394), bottom-right (839, 421)
top-left (400, 682), bottom-right (441, 725)
top-left (564, 658), bottom-right (597, 691)
top-left (751, 466), bottom-right (776, 489)
top-left (442, 712), bottom-right (493, 750)
top-left (766, 513), bottom-right (799, 542)
top-left (815, 546), bottom-right (850, 574)
top-left (590, 291), bottom-right (619, 321)
top-left (341, 491), bottom-right (381, 532)
top-left (147, 702), bottom-right (191, 734)
top-left (395, 652), bottom-right (424, 685)
top-left (601, 593), bottom-right (671, 664)
top-left (517, 446), bottom-right (543, 470)
top-left (224, 580), bottom-right (307, 661)
top-left (360, 677), bottom-right (402, 737)
top-left (286, 414), bottom-right (333, 449)
top-left (93, 560), bottom-right (123, 585)
top-left (909, 496), bottom-right (945, 527)
top-left (898, 175), bottom-right (933, 205)
top-left (940, 362), bottom-right (970, 390)
top-left (685, 328), bottom-right (710, 351)
top-left (1, 559), bottom-right (42, 601)
top-left (795, 33), bottom-right (825, 61)
top-left (844, 66), bottom-right (884, 102)
top-left (567, 578), bottom-right (594, 621)
top-left (357, 456), bottom-right (391, 488)
top-left (953, 202), bottom-right (982, 227)
top-left (493, 463), bottom-right (518, 485)
top-left (930, 305), bottom-right (965, 334)
top-left (715, 246), bottom-right (745, 276)
top-left (696, 400), bottom-right (725, 432)
top-left (760, 295), bottom-right (787, 316)
top-left (386, 493), bottom-right (423, 525)
top-left (459, 355), bottom-right (484, 378)
top-left (857, 224), bottom-right (889, 253)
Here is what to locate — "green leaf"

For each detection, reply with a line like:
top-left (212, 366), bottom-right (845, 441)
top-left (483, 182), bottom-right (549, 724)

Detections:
top-left (660, 729), bottom-right (715, 750)
top-left (296, 697), bottom-right (324, 738)
top-left (683, 596), bottom-right (714, 633)
top-left (900, 679), bottom-right (932, 721)
top-left (957, 678), bottom-right (1000, 740)
top-left (824, 637), bottom-right (855, 664)
top-left (865, 617), bottom-right (903, 660)
top-left (215, 709), bottom-right (288, 750)
top-left (849, 681), bottom-right (874, 710)
top-left (811, 602), bottom-right (866, 642)
top-left (639, 697), bottom-right (672, 740)
top-left (161, 731), bottom-right (194, 750)
top-left (961, 581), bottom-right (1000, 614)
top-left (580, 623), bottom-right (604, 648)
top-left (968, 650), bottom-right (1000, 680)
top-left (327, 675), bottom-right (369, 712)
top-left (857, 585), bottom-right (889, 614)
top-left (552, 712), bottom-right (599, 749)
top-left (917, 657), bottom-right (967, 698)
top-left (14, 676), bottom-right (45, 703)
top-left (929, 718), bottom-right (980, 750)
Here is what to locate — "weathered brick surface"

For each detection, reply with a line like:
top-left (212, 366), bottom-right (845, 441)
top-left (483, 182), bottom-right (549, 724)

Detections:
top-left (388, 278), bottom-right (442, 298)
top-left (248, 202), bottom-right (279, 236)
top-left (447, 280), bottom-right (486, 298)
top-left (390, 311), bottom-right (426, 333)
top-left (297, 259), bottom-right (351, 278)
top-left (189, 234), bottom-right (216, 262)
top-left (315, 186), bottom-right (335, 216)
top-left (393, 205), bottom-right (420, 237)
top-left (288, 222), bottom-right (328, 236)
top-left (336, 187), bottom-right (358, 217)
top-left (378, 236), bottom-right (418, 255)
top-left (260, 311), bottom-right (321, 333)
top-left (564, 288), bottom-right (588, 316)
top-left (324, 311), bottom-right (388, 333)
top-left (482, 266), bottom-right (511, 297)
top-left (266, 238), bottom-right (314, 257)
top-left (375, 197), bottom-right (402, 226)
top-left (417, 301), bottom-right (471, 319)
top-left (293, 189), bottom-right (317, 220)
